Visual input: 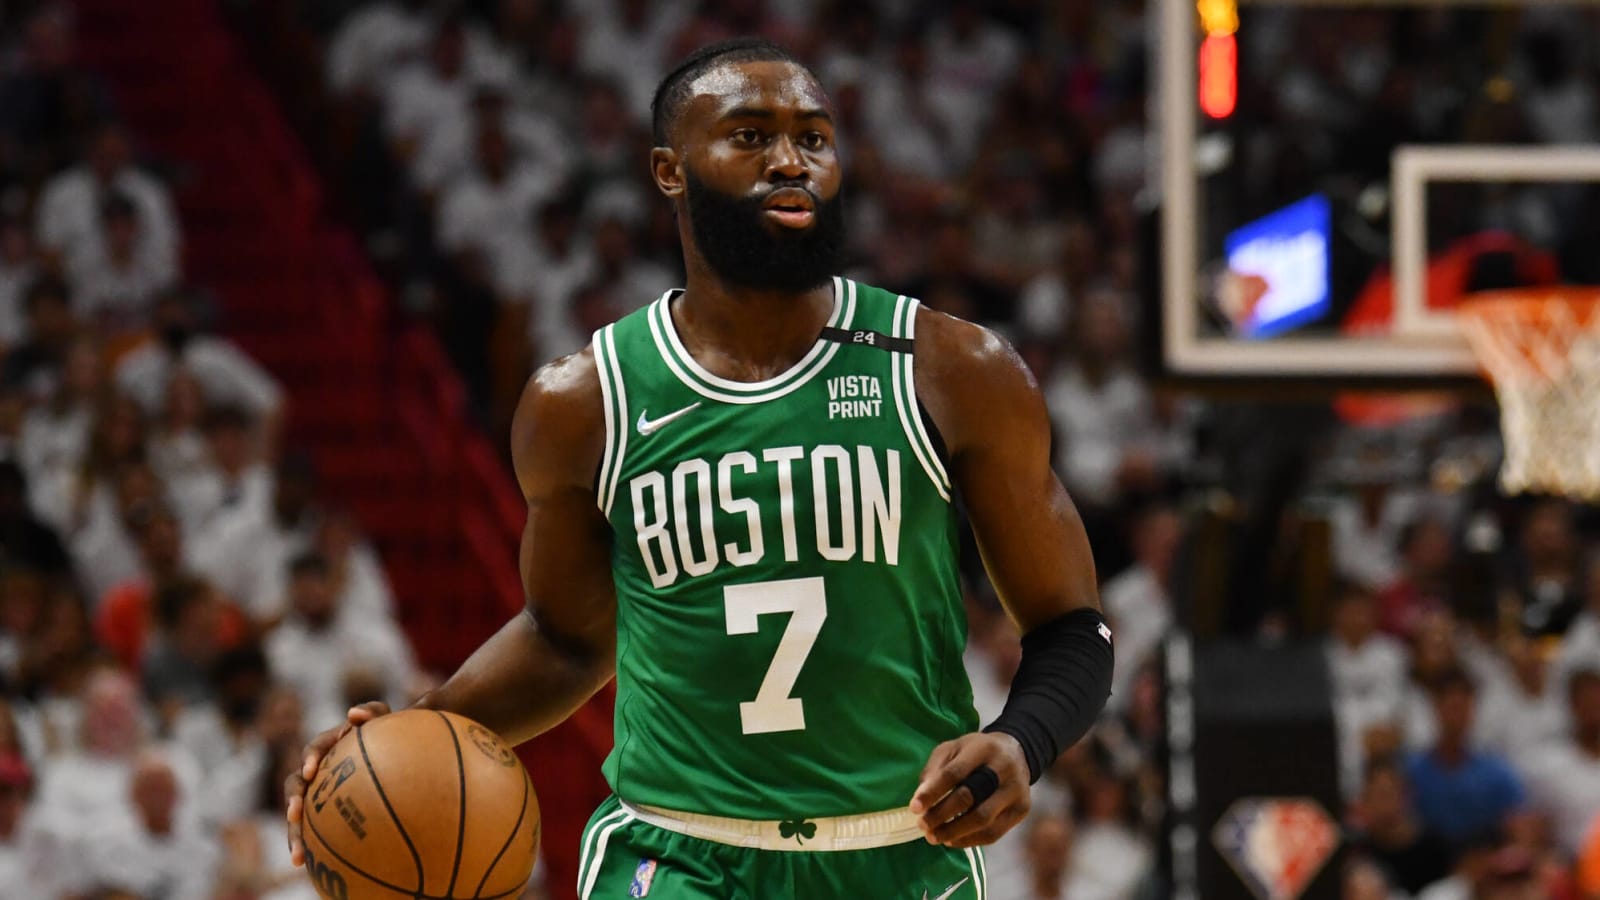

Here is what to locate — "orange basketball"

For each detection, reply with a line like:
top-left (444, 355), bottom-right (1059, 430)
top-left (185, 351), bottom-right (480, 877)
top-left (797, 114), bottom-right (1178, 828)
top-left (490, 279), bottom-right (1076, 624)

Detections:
top-left (301, 709), bottom-right (540, 900)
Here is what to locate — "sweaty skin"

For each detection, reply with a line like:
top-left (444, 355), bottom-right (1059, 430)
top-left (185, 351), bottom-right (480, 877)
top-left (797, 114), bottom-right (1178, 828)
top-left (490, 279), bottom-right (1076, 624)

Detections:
top-left (285, 58), bottom-right (1100, 865)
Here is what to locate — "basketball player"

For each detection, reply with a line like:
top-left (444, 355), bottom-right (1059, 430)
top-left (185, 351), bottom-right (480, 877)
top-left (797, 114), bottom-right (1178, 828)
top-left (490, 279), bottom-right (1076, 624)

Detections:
top-left (287, 39), bottom-right (1113, 898)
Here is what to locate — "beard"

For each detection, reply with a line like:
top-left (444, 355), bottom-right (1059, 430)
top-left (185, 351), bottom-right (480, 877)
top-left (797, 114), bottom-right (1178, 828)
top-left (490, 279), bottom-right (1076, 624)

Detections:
top-left (684, 171), bottom-right (847, 293)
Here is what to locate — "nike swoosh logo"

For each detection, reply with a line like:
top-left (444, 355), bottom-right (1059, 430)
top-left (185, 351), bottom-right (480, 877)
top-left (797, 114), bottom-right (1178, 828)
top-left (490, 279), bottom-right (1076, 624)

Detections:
top-left (923, 876), bottom-right (970, 900)
top-left (636, 402), bottom-right (702, 436)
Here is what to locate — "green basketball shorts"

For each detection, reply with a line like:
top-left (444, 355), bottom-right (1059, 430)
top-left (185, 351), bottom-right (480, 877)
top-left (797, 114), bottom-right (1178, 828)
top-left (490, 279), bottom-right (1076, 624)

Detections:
top-left (576, 796), bottom-right (989, 899)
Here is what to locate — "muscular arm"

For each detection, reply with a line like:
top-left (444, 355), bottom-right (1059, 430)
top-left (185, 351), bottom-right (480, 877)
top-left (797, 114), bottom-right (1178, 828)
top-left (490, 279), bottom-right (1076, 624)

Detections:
top-left (415, 348), bottom-right (618, 746)
top-left (916, 309), bottom-right (1101, 629)
top-left (908, 308), bottom-right (1106, 848)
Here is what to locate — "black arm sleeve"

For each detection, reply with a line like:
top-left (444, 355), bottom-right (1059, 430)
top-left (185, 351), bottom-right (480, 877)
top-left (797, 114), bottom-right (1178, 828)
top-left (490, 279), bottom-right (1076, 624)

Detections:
top-left (981, 607), bottom-right (1114, 783)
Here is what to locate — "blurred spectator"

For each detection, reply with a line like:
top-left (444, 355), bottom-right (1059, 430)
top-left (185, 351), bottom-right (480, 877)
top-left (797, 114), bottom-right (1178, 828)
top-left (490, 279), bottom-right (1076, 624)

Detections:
top-left (1329, 478), bottom-right (1419, 594)
top-left (191, 454), bottom-right (318, 624)
top-left (95, 503), bottom-right (198, 666)
top-left (1021, 812), bottom-right (1073, 900)
top-left (1378, 516), bottom-right (1455, 641)
top-left (1515, 667), bottom-right (1600, 855)
top-left (1328, 584), bottom-right (1408, 793)
top-left (1016, 219), bottom-right (1097, 343)
top-left (434, 114), bottom-right (559, 267)
top-left (16, 333), bottom-right (98, 484)
top-left (1478, 634), bottom-right (1566, 765)
top-left (34, 667), bottom-right (198, 832)
top-left (1065, 774), bottom-right (1151, 900)
top-left (0, 751), bottom-right (60, 899)
top-left (381, 15), bottom-right (475, 165)
top-left (1405, 668), bottom-right (1526, 848)
top-left (264, 552), bottom-right (415, 732)
top-left (167, 404), bottom-right (273, 534)
top-left (921, 0), bottom-right (1022, 167)
top-left (1557, 554), bottom-right (1600, 688)
top-left (324, 0), bottom-right (431, 100)
top-left (577, 0), bottom-right (689, 116)
top-left (212, 729), bottom-right (318, 900)
top-left (114, 289), bottom-right (285, 452)
top-left (172, 644), bottom-right (269, 781)
top-left (1348, 756), bottom-right (1455, 894)
top-left (34, 121), bottom-right (179, 273)
top-left (413, 84), bottom-right (572, 197)
top-left (203, 682), bottom-right (303, 828)
top-left (0, 460), bottom-right (70, 578)
top-left (316, 509), bottom-right (396, 626)
top-left (0, 217), bottom-right (35, 350)
top-left (0, 275), bottom-right (75, 402)
top-left (1101, 504), bottom-right (1179, 714)
top-left (141, 577), bottom-right (237, 715)
top-left (146, 370), bottom-right (208, 513)
top-left (497, 191), bottom-right (596, 361)
top-left (1043, 290), bottom-right (1164, 510)
top-left (0, 5), bottom-right (109, 180)
top-left (63, 190), bottom-right (177, 334)
top-left (1506, 498), bottom-right (1583, 637)
top-left (65, 751), bottom-right (219, 900)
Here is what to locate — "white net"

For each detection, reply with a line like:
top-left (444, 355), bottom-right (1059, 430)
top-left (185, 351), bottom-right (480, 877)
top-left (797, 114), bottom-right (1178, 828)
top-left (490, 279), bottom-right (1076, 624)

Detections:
top-left (1458, 290), bottom-right (1600, 500)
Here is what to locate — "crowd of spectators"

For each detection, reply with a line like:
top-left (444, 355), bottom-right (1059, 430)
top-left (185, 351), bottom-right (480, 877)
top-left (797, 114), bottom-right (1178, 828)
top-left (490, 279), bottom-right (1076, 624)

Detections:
top-left (0, 4), bottom-right (438, 898)
top-left (288, 1), bottom-right (1600, 897)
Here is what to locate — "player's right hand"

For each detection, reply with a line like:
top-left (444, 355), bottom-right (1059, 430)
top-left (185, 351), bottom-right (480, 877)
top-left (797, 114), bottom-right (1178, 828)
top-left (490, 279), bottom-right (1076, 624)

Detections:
top-left (285, 701), bottom-right (390, 867)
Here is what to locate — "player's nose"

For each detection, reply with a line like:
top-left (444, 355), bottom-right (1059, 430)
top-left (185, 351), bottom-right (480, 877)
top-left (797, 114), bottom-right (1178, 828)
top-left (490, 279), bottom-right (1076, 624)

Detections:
top-left (764, 134), bottom-right (806, 181)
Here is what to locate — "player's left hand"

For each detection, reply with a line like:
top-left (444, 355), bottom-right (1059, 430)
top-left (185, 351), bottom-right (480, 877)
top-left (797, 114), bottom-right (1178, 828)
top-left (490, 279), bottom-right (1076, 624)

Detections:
top-left (909, 732), bottom-right (1031, 848)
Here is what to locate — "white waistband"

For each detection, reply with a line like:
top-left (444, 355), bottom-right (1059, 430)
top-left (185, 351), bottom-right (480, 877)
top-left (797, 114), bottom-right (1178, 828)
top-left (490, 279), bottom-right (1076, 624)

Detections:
top-left (618, 799), bottom-right (925, 852)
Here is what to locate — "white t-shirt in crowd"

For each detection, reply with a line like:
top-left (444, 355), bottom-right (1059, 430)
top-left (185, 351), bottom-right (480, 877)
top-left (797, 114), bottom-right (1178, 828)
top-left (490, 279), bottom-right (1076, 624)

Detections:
top-left (116, 336), bottom-right (285, 419)
top-left (1102, 564), bottom-right (1172, 714)
top-left (1517, 741), bottom-right (1600, 855)
top-left (35, 166), bottom-right (181, 266)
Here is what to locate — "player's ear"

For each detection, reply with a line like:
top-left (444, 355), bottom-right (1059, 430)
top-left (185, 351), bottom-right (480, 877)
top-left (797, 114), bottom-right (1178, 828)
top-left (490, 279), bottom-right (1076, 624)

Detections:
top-left (651, 147), bottom-right (684, 198)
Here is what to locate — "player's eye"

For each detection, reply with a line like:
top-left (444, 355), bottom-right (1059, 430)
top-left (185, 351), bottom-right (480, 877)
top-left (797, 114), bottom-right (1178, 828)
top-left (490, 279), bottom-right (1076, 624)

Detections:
top-left (800, 131), bottom-right (828, 150)
top-left (731, 129), bottom-right (763, 146)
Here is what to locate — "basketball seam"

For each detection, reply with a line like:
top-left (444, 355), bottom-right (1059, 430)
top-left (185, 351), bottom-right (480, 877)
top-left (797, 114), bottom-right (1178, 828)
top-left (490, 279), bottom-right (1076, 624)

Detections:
top-left (305, 803), bottom-right (430, 897)
top-left (473, 767), bottom-right (531, 898)
top-left (357, 723), bottom-right (426, 893)
top-left (438, 712), bottom-right (469, 898)
top-left (304, 806), bottom-right (531, 900)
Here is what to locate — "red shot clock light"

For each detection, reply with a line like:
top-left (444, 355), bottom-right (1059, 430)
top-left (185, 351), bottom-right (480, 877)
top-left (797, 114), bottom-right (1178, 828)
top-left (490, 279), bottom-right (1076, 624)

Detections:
top-left (1197, 0), bottom-right (1238, 119)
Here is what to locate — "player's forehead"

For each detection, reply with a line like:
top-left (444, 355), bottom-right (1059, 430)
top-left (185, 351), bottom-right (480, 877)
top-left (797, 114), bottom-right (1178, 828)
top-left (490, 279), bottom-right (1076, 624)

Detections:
top-left (681, 59), bottom-right (830, 128)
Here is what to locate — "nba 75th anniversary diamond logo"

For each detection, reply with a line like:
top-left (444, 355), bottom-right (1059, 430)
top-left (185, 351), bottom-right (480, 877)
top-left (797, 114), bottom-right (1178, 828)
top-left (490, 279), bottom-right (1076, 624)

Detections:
top-left (1212, 797), bottom-right (1339, 900)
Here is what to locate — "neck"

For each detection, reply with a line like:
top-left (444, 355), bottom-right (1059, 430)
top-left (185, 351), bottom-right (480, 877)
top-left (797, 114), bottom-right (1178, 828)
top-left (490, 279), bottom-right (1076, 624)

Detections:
top-left (673, 254), bottom-right (835, 382)
top-left (1435, 739), bottom-right (1468, 765)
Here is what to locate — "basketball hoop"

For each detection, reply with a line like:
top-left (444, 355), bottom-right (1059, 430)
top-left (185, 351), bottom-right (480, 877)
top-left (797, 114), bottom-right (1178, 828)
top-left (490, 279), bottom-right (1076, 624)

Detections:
top-left (1457, 288), bottom-right (1600, 500)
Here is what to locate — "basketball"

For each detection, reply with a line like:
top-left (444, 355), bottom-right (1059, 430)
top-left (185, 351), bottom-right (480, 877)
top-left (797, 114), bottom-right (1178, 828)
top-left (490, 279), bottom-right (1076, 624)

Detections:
top-left (300, 710), bottom-right (540, 900)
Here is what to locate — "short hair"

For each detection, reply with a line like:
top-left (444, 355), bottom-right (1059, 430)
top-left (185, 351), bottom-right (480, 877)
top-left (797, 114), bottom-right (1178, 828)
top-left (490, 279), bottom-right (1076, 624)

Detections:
top-left (650, 38), bottom-right (804, 146)
top-left (22, 275), bottom-right (69, 314)
top-left (289, 551), bottom-right (329, 579)
top-left (1428, 666), bottom-right (1477, 697)
top-left (203, 404), bottom-right (255, 433)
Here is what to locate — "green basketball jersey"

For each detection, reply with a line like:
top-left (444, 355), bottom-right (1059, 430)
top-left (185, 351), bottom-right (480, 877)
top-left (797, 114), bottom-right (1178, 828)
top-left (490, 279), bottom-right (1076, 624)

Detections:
top-left (590, 277), bottom-right (976, 820)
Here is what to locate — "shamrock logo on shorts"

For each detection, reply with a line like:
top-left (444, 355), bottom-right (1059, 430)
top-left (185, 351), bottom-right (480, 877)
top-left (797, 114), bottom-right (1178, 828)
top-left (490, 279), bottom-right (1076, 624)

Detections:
top-left (778, 818), bottom-right (817, 845)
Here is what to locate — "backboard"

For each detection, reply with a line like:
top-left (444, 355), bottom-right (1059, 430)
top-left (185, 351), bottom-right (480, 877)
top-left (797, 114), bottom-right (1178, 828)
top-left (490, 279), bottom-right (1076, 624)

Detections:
top-left (1157, 0), bottom-right (1600, 384)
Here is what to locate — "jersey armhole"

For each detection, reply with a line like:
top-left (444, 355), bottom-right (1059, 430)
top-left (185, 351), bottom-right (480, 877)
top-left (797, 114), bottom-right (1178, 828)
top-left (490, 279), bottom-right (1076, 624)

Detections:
top-left (890, 296), bottom-right (952, 502)
top-left (591, 326), bottom-right (630, 516)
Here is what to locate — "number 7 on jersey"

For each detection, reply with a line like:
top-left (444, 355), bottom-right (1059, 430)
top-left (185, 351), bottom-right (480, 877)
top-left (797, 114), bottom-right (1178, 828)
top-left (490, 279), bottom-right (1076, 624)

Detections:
top-left (723, 577), bottom-right (827, 735)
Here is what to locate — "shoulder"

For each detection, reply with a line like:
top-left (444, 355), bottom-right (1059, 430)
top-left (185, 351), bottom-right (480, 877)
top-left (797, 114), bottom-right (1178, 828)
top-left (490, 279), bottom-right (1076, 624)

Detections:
top-left (912, 306), bottom-right (1046, 454)
top-left (509, 345), bottom-right (607, 496)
